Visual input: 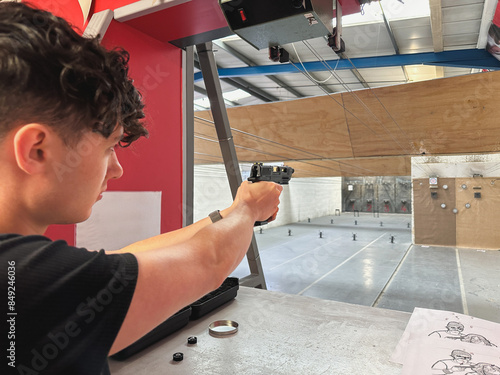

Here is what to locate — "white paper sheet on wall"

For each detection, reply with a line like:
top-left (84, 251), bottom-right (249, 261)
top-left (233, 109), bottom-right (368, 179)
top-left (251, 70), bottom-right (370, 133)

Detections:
top-left (76, 191), bottom-right (162, 251)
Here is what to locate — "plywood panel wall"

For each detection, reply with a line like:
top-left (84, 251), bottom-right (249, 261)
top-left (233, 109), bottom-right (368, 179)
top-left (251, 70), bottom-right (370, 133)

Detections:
top-left (413, 178), bottom-right (456, 247)
top-left (456, 178), bottom-right (500, 250)
top-left (413, 177), bottom-right (500, 249)
top-left (195, 71), bottom-right (500, 177)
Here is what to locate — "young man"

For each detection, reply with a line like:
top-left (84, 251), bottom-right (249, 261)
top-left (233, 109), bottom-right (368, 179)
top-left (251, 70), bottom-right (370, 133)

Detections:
top-left (0, 2), bottom-right (283, 374)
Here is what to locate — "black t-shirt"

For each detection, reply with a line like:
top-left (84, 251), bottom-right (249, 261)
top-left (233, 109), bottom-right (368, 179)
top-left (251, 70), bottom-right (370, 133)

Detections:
top-left (0, 234), bottom-right (139, 374)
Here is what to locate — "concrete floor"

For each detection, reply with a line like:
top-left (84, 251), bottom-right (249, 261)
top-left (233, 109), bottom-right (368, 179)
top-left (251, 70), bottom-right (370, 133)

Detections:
top-left (231, 213), bottom-right (500, 323)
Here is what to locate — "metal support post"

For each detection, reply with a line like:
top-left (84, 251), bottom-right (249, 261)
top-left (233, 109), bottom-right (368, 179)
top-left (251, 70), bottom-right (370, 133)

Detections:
top-left (335, 0), bottom-right (343, 49)
top-left (182, 46), bottom-right (194, 227)
top-left (196, 42), bottom-right (267, 289)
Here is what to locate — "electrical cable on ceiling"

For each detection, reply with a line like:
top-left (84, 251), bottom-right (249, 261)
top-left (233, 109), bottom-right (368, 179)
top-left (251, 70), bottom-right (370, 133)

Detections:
top-left (281, 66), bottom-right (428, 175)
top-left (291, 43), bottom-right (338, 84)
top-left (288, 56), bottom-right (415, 164)
top-left (293, 39), bottom-right (435, 176)
top-left (194, 30), bottom-right (432, 177)
top-left (289, 60), bottom-right (374, 136)
top-left (344, 53), bottom-right (426, 158)
top-left (290, 52), bottom-right (383, 142)
top-left (303, 5), bottom-right (415, 156)
top-left (300, 39), bottom-right (414, 156)
top-left (191, 16), bottom-right (451, 179)
top-left (237, 79), bottom-right (407, 90)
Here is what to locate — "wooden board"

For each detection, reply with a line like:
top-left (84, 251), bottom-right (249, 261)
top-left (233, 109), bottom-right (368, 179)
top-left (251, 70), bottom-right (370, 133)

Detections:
top-left (455, 177), bottom-right (500, 250)
top-left (413, 178), bottom-right (456, 247)
top-left (413, 177), bottom-right (500, 249)
top-left (194, 71), bottom-right (500, 177)
top-left (342, 89), bottom-right (415, 158)
top-left (284, 156), bottom-right (410, 178)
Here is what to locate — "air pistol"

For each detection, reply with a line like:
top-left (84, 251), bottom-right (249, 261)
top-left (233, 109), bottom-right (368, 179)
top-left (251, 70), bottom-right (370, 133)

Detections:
top-left (247, 162), bottom-right (294, 225)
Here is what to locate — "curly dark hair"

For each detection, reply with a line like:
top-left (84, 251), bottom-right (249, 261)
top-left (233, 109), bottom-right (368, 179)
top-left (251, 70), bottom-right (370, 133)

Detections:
top-left (0, 2), bottom-right (148, 146)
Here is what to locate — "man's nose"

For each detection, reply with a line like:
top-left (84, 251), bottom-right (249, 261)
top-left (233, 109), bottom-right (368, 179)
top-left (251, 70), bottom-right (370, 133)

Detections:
top-left (108, 151), bottom-right (123, 180)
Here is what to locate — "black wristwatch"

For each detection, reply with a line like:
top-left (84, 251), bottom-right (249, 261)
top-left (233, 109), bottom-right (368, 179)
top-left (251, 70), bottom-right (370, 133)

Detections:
top-left (209, 210), bottom-right (223, 223)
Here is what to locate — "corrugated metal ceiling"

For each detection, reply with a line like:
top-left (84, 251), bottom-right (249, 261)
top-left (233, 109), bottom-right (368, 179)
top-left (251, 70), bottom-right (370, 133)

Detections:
top-left (193, 0), bottom-right (495, 110)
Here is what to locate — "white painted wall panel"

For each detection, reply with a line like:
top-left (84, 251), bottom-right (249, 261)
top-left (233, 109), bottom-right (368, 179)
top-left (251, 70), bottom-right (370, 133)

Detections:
top-left (193, 164), bottom-right (342, 230)
top-left (76, 191), bottom-right (162, 251)
top-left (412, 154), bottom-right (500, 179)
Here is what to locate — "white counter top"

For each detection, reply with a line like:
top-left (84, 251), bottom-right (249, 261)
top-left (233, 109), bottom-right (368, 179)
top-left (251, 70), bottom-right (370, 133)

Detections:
top-left (109, 287), bottom-right (409, 374)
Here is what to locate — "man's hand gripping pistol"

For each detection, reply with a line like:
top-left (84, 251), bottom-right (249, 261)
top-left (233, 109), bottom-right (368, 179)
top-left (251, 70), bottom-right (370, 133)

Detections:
top-left (247, 162), bottom-right (294, 226)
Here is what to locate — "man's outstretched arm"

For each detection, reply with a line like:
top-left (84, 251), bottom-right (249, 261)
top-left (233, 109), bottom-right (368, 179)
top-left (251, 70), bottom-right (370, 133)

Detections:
top-left (109, 181), bottom-right (282, 355)
top-left (114, 208), bottom-right (234, 254)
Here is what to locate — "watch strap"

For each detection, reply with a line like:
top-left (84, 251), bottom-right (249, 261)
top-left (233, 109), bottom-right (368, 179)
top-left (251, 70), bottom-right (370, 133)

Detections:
top-left (209, 210), bottom-right (223, 223)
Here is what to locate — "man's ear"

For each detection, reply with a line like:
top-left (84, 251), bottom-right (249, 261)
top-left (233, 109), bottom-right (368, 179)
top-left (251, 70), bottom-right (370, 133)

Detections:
top-left (13, 124), bottom-right (51, 175)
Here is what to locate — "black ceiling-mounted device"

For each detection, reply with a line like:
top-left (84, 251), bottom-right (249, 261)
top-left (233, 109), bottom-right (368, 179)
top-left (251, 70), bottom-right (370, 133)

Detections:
top-left (219, 0), bottom-right (334, 50)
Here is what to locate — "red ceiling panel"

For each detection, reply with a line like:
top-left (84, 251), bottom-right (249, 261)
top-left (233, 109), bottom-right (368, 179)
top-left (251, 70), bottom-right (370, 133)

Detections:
top-left (121, 0), bottom-right (228, 44)
top-left (96, 0), bottom-right (362, 45)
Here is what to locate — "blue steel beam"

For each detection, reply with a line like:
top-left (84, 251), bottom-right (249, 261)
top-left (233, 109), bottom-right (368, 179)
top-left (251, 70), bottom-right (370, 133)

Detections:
top-left (194, 49), bottom-right (500, 82)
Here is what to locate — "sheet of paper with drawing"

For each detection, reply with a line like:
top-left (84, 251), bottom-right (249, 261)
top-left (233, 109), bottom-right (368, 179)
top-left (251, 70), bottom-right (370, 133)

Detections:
top-left (402, 339), bottom-right (500, 375)
top-left (392, 308), bottom-right (500, 369)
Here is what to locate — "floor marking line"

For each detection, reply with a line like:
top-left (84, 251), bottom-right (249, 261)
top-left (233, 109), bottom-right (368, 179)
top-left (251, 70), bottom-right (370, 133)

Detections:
top-left (298, 232), bottom-right (387, 295)
top-left (456, 248), bottom-right (469, 315)
top-left (371, 244), bottom-right (413, 307)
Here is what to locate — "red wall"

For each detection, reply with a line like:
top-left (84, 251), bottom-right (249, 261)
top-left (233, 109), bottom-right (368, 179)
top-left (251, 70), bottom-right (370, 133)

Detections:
top-left (93, 0), bottom-right (138, 12)
top-left (33, 2), bottom-right (184, 245)
top-left (102, 20), bottom-right (183, 234)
